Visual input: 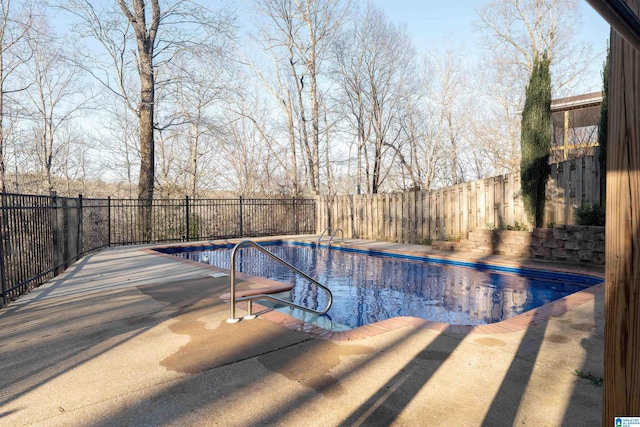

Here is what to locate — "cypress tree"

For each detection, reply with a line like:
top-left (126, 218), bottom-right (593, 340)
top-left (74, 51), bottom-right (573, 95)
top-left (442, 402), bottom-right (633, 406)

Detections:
top-left (520, 53), bottom-right (552, 228)
top-left (598, 45), bottom-right (609, 207)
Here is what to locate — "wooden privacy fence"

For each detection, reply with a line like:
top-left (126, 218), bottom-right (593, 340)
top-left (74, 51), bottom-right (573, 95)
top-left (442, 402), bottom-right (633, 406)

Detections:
top-left (317, 155), bottom-right (601, 243)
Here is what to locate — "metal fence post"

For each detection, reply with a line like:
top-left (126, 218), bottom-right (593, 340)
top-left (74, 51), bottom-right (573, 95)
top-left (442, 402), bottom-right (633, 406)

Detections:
top-left (185, 195), bottom-right (190, 241)
top-left (239, 196), bottom-right (243, 237)
top-left (51, 191), bottom-right (62, 275)
top-left (293, 197), bottom-right (298, 234)
top-left (312, 198), bottom-right (317, 234)
top-left (77, 194), bottom-right (83, 261)
top-left (0, 193), bottom-right (7, 308)
top-left (107, 197), bottom-right (112, 247)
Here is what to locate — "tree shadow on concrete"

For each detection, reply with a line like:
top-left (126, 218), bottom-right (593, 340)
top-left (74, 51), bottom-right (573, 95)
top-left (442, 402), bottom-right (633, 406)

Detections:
top-left (337, 327), bottom-right (466, 427)
top-left (561, 289), bottom-right (604, 425)
top-left (0, 275), bottom-right (294, 414)
top-left (86, 320), bottom-right (467, 427)
top-left (481, 314), bottom-right (550, 425)
top-left (0, 240), bottom-right (605, 426)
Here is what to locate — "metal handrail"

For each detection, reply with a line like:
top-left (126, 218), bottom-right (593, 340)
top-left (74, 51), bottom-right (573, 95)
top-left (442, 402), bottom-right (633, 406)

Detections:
top-left (226, 240), bottom-right (333, 323)
top-left (328, 228), bottom-right (343, 244)
top-left (317, 227), bottom-right (331, 245)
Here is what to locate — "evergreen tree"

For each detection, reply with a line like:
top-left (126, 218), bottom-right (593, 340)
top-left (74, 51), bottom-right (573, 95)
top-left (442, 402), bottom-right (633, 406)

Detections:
top-left (520, 53), bottom-right (552, 227)
top-left (598, 45), bottom-right (609, 207)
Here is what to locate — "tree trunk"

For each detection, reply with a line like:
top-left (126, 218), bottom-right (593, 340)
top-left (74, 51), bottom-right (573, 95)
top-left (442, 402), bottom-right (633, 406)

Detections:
top-left (117, 0), bottom-right (159, 243)
top-left (294, 74), bottom-right (315, 194)
top-left (447, 112), bottom-right (458, 185)
top-left (285, 90), bottom-right (299, 196)
top-left (309, 51), bottom-right (320, 196)
top-left (137, 52), bottom-right (154, 241)
top-left (0, 54), bottom-right (4, 194)
top-left (604, 2), bottom-right (640, 421)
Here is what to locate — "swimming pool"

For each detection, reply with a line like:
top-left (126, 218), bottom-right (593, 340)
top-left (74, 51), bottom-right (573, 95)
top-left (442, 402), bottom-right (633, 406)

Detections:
top-left (159, 241), bottom-right (601, 331)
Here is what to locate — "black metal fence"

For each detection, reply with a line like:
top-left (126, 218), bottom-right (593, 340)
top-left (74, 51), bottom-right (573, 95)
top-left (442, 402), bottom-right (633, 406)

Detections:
top-left (0, 193), bottom-right (316, 307)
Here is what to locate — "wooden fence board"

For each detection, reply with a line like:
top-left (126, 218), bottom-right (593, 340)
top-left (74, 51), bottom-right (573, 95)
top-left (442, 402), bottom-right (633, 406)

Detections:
top-left (384, 194), bottom-right (391, 241)
top-left (437, 188), bottom-right (445, 240)
top-left (416, 191), bottom-right (424, 243)
top-left (562, 161), bottom-right (571, 223)
top-left (367, 194), bottom-right (376, 239)
top-left (488, 179), bottom-right (495, 228)
top-left (388, 195), bottom-right (395, 242)
top-left (396, 194), bottom-right (403, 242)
top-left (576, 158), bottom-right (584, 222)
top-left (317, 156), bottom-right (600, 242)
top-left (510, 177), bottom-right (515, 225)
top-left (462, 184), bottom-right (469, 237)
top-left (480, 180), bottom-right (486, 228)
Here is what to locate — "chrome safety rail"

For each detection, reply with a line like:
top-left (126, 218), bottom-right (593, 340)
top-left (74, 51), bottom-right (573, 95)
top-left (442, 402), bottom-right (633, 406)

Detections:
top-left (317, 227), bottom-right (343, 245)
top-left (226, 240), bottom-right (333, 323)
top-left (329, 228), bottom-right (344, 244)
top-left (317, 227), bottom-right (331, 245)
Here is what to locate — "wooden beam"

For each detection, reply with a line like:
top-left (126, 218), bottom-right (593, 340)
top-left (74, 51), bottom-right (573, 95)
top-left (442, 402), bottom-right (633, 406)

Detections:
top-left (586, 0), bottom-right (640, 51)
top-left (604, 0), bottom-right (640, 421)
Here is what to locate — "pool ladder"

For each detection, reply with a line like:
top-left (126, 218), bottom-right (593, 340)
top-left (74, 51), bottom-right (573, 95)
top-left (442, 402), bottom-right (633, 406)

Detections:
top-left (317, 227), bottom-right (344, 245)
top-left (226, 240), bottom-right (333, 323)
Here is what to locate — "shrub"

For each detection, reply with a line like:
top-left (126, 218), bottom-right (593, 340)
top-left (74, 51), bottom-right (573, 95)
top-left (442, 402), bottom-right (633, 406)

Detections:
top-left (520, 53), bottom-right (552, 228)
top-left (575, 202), bottom-right (605, 226)
top-left (505, 221), bottom-right (529, 231)
top-left (485, 222), bottom-right (530, 231)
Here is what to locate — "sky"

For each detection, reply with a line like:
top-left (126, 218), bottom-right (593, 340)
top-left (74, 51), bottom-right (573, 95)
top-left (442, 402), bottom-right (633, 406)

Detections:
top-left (369, 0), bottom-right (610, 92)
top-left (369, 0), bottom-right (609, 50)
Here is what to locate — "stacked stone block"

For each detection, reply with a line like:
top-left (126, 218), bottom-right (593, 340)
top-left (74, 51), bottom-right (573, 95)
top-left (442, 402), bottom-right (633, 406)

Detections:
top-left (435, 225), bottom-right (605, 265)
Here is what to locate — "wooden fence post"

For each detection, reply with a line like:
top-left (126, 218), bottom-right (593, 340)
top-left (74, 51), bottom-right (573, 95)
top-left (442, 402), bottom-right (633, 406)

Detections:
top-left (604, 7), bottom-right (640, 420)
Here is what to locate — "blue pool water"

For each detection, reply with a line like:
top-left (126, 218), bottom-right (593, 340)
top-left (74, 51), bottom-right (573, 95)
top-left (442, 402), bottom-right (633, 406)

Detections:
top-left (159, 242), bottom-right (601, 330)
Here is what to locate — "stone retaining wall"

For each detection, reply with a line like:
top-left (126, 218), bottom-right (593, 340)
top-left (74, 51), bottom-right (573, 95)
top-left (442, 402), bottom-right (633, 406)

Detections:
top-left (434, 225), bottom-right (605, 265)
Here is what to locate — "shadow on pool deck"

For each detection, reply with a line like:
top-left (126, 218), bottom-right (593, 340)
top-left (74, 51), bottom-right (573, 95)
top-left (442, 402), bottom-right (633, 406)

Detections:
top-left (0, 241), bottom-right (603, 426)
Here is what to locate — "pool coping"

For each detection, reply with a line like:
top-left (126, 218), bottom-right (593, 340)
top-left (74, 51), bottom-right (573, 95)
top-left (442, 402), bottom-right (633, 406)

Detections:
top-left (146, 236), bottom-right (605, 341)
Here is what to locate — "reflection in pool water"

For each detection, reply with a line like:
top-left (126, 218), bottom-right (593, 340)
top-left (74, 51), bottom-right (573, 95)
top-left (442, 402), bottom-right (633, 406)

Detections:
top-left (169, 243), bottom-right (599, 330)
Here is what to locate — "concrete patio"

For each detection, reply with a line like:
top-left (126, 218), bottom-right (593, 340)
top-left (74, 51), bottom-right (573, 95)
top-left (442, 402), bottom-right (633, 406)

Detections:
top-left (0, 237), bottom-right (604, 426)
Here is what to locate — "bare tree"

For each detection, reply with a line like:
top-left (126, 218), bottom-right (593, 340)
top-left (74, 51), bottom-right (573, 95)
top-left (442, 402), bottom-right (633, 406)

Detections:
top-left (164, 47), bottom-right (236, 198)
top-left (100, 101), bottom-right (140, 198)
top-left (398, 57), bottom-right (445, 191)
top-left (427, 45), bottom-right (472, 185)
top-left (243, 6), bottom-right (307, 196)
top-left (219, 108), bottom-right (279, 196)
top-left (469, 66), bottom-right (522, 175)
top-left (332, 4), bottom-right (416, 194)
top-left (63, 0), bottom-right (158, 237)
top-left (474, 0), bottom-right (600, 177)
top-left (53, 122), bottom-right (94, 196)
top-left (0, 0), bottom-right (32, 193)
top-left (3, 112), bottom-right (25, 192)
top-left (476, 0), bottom-right (597, 94)
top-left (64, 0), bottom-right (234, 239)
top-left (114, 0), bottom-right (157, 212)
top-left (251, 0), bottom-right (349, 196)
top-left (21, 14), bottom-right (89, 192)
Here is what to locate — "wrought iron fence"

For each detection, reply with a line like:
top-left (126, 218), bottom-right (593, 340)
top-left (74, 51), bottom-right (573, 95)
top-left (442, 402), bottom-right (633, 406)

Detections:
top-left (0, 194), bottom-right (316, 307)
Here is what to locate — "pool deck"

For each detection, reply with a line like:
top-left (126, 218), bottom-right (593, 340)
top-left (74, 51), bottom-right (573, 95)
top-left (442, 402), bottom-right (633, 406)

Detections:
top-left (0, 236), bottom-right (604, 426)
